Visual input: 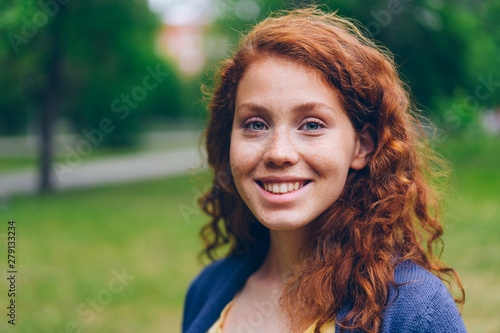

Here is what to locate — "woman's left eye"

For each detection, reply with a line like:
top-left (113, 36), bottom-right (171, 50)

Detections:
top-left (305, 122), bottom-right (319, 130)
top-left (301, 120), bottom-right (324, 131)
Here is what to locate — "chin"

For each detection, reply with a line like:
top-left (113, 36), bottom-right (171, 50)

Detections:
top-left (257, 215), bottom-right (312, 231)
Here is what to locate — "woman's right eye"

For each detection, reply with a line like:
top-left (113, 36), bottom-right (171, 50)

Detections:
top-left (243, 118), bottom-right (267, 131)
top-left (250, 121), bottom-right (265, 130)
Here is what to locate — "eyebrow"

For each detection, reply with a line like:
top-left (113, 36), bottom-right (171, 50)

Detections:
top-left (235, 101), bottom-right (338, 115)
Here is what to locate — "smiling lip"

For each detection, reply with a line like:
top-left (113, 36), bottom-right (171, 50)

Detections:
top-left (255, 179), bottom-right (311, 204)
top-left (255, 177), bottom-right (312, 196)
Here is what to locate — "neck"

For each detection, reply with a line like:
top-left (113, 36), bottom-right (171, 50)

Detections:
top-left (256, 227), bottom-right (308, 283)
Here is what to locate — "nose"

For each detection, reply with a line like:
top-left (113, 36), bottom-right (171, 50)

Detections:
top-left (262, 129), bottom-right (300, 166)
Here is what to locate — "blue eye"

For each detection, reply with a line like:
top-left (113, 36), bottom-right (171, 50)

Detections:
top-left (301, 120), bottom-right (324, 131)
top-left (243, 118), bottom-right (267, 131)
top-left (305, 122), bottom-right (319, 130)
top-left (251, 121), bottom-right (265, 130)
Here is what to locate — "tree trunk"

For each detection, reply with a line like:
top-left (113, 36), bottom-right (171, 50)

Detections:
top-left (39, 6), bottom-right (65, 193)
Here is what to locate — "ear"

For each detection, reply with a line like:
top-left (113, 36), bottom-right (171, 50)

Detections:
top-left (350, 124), bottom-right (375, 170)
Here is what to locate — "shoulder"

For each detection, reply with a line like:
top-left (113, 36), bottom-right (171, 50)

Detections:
top-left (381, 261), bottom-right (467, 333)
top-left (185, 254), bottom-right (242, 299)
top-left (182, 242), bottom-right (269, 333)
top-left (182, 255), bottom-right (242, 330)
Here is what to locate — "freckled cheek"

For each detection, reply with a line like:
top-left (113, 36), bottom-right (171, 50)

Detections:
top-left (306, 148), bottom-right (340, 170)
top-left (230, 142), bottom-right (260, 179)
top-left (307, 152), bottom-right (351, 187)
top-left (231, 139), bottom-right (263, 164)
top-left (228, 161), bottom-right (247, 200)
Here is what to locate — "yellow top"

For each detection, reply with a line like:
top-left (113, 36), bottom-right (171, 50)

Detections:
top-left (207, 299), bottom-right (335, 333)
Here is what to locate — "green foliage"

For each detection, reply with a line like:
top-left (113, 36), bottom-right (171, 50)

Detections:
top-left (205, 0), bottom-right (499, 127)
top-left (461, 0), bottom-right (500, 108)
top-left (0, 0), bottom-right (182, 146)
top-left (1, 0), bottom-right (498, 142)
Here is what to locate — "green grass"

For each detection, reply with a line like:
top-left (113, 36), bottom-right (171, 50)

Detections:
top-left (0, 157), bottom-right (39, 172)
top-left (436, 135), bottom-right (500, 333)
top-left (0, 135), bottom-right (498, 332)
top-left (0, 172), bottom-right (211, 332)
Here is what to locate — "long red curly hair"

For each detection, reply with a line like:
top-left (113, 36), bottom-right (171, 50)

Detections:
top-left (198, 7), bottom-right (464, 332)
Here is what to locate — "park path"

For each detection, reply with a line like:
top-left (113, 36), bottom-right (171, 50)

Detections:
top-left (0, 147), bottom-right (203, 197)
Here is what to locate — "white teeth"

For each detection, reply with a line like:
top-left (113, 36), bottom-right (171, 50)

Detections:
top-left (262, 181), bottom-right (307, 194)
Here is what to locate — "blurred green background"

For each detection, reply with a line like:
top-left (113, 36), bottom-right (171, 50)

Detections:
top-left (0, 0), bottom-right (499, 332)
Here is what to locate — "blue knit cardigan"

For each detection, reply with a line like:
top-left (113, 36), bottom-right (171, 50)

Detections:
top-left (182, 241), bottom-right (466, 332)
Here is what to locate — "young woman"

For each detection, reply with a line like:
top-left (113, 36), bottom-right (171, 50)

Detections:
top-left (182, 8), bottom-right (466, 333)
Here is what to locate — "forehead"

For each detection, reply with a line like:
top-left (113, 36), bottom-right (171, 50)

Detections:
top-left (235, 55), bottom-right (346, 117)
top-left (239, 55), bottom-right (328, 90)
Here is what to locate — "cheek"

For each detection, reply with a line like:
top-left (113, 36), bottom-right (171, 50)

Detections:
top-left (229, 137), bottom-right (252, 184)
top-left (308, 146), bottom-right (344, 172)
top-left (229, 148), bottom-right (255, 206)
top-left (313, 138), bottom-right (353, 169)
top-left (229, 146), bottom-right (240, 183)
top-left (306, 146), bottom-right (353, 194)
top-left (230, 135), bottom-right (261, 171)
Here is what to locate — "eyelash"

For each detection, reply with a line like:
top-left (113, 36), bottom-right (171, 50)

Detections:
top-left (300, 118), bottom-right (325, 131)
top-left (242, 117), bottom-right (326, 131)
top-left (242, 117), bottom-right (267, 131)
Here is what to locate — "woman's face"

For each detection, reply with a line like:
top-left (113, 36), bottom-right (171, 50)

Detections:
top-left (230, 56), bottom-right (372, 232)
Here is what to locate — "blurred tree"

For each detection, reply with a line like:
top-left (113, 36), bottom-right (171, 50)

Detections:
top-left (0, 0), bottom-right (182, 192)
top-left (206, 0), bottom-right (499, 122)
top-left (462, 0), bottom-right (500, 107)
